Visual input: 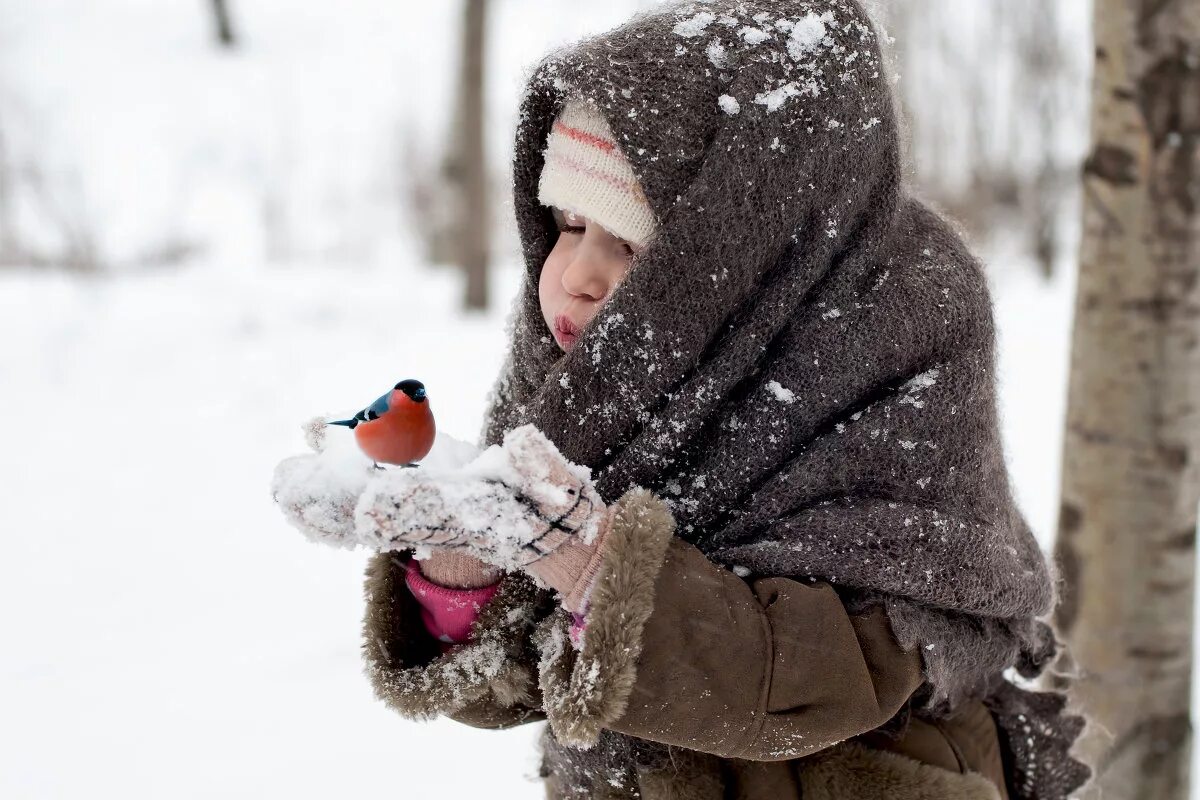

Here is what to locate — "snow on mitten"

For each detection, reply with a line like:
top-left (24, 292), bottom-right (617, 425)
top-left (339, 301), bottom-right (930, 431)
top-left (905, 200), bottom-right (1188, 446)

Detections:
top-left (270, 417), bottom-right (376, 548)
top-left (356, 425), bottom-right (610, 595)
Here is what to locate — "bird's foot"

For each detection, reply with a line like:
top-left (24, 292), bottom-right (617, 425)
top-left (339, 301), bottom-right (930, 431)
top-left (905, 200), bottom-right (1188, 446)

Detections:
top-left (399, 462), bottom-right (418, 469)
top-left (372, 461), bottom-right (386, 471)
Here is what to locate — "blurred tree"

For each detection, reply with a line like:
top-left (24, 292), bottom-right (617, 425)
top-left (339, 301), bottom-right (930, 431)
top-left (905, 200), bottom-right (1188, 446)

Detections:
top-left (210, 0), bottom-right (237, 49)
top-left (412, 0), bottom-right (491, 310)
top-left (451, 0), bottom-right (491, 310)
top-left (878, 0), bottom-right (1090, 276)
top-left (1053, 0), bottom-right (1200, 797)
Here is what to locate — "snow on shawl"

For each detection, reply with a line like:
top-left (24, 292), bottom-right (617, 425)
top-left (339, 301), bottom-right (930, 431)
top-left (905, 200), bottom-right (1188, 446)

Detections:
top-left (483, 1), bottom-right (1088, 797)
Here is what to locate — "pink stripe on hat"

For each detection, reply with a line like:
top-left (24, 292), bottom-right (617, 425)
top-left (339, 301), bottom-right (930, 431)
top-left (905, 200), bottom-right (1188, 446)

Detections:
top-left (538, 95), bottom-right (658, 247)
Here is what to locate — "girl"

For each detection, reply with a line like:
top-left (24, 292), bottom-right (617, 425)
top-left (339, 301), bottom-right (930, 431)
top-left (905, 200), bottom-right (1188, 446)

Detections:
top-left (278, 1), bottom-right (1090, 797)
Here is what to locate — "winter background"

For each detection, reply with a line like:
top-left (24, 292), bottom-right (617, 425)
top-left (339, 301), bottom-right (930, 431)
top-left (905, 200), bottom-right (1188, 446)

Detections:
top-left (0, 0), bottom-right (1163, 797)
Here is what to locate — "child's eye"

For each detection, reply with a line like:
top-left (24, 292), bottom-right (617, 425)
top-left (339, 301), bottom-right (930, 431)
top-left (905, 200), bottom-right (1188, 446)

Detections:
top-left (559, 224), bottom-right (585, 235)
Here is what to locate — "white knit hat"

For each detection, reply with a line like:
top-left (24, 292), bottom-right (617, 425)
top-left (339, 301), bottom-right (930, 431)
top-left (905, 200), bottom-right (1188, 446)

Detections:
top-left (537, 96), bottom-right (658, 247)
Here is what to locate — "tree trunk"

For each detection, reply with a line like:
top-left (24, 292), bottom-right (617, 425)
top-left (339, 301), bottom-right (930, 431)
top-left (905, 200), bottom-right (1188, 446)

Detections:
top-left (210, 0), bottom-right (236, 48)
top-left (455, 0), bottom-right (490, 311)
top-left (1021, 0), bottom-right (1068, 278)
top-left (1053, 1), bottom-right (1200, 798)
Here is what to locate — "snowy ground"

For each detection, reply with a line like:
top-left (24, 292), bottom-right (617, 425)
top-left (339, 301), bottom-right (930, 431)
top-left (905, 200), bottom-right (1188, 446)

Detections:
top-left (0, 243), bottom-right (1078, 799)
top-left (0, 256), bottom-right (545, 798)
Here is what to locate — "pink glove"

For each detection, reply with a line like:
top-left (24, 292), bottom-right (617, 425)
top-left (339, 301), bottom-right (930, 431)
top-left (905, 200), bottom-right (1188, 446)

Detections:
top-left (403, 557), bottom-right (502, 646)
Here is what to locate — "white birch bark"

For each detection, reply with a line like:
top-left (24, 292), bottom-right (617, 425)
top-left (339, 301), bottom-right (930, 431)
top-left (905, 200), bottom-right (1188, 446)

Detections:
top-left (1054, 1), bottom-right (1200, 797)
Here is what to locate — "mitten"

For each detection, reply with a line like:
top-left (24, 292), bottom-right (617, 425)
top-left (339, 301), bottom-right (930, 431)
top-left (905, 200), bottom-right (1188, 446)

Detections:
top-left (357, 424), bottom-right (611, 610)
top-left (270, 418), bottom-right (375, 548)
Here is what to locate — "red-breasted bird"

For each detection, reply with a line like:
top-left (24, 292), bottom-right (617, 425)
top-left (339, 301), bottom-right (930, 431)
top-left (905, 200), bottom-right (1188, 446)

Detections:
top-left (328, 379), bottom-right (436, 466)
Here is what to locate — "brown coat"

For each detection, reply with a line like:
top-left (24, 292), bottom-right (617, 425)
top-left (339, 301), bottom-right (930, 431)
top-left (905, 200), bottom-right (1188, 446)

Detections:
top-left (364, 489), bottom-right (1012, 799)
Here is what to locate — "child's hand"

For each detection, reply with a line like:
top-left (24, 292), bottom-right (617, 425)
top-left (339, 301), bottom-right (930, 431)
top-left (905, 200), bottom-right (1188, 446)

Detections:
top-left (355, 425), bottom-right (612, 609)
top-left (270, 417), bottom-right (375, 549)
top-left (271, 422), bottom-right (610, 610)
top-left (356, 425), bottom-right (605, 567)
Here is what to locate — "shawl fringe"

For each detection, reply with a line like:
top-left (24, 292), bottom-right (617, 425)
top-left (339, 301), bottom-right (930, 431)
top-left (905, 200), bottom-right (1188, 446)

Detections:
top-left (984, 681), bottom-right (1091, 800)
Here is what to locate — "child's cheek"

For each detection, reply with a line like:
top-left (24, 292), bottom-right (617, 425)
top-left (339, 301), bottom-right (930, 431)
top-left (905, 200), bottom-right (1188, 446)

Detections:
top-left (538, 256), bottom-right (561, 330)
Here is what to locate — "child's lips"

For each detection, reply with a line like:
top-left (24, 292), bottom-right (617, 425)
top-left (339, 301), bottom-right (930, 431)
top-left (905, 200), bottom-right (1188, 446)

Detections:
top-left (554, 314), bottom-right (582, 349)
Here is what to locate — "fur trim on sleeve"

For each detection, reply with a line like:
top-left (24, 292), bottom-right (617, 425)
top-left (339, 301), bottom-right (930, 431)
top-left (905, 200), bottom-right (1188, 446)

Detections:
top-left (534, 487), bottom-right (676, 747)
top-left (363, 552), bottom-right (549, 720)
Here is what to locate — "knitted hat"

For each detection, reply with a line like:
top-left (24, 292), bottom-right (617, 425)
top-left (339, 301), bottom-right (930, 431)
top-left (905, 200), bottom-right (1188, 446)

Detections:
top-left (537, 95), bottom-right (658, 247)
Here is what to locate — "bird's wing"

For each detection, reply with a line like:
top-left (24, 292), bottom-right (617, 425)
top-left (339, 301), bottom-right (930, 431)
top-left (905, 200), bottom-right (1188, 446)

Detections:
top-left (362, 391), bottom-right (391, 421)
top-left (328, 390), bottom-right (392, 428)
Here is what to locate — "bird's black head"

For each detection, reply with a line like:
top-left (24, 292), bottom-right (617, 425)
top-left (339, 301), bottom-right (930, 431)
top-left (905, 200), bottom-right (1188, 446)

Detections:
top-left (394, 379), bottom-right (427, 403)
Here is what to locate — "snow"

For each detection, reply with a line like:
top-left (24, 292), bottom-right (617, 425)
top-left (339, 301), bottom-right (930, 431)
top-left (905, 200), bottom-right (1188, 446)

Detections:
top-left (673, 11), bottom-right (717, 38)
top-left (587, 312), bottom-right (626, 367)
top-left (706, 39), bottom-right (729, 69)
top-left (767, 380), bottom-right (797, 404)
top-left (271, 435), bottom-right (375, 549)
top-left (753, 80), bottom-right (819, 112)
top-left (0, 256), bottom-right (552, 799)
top-left (271, 423), bottom-right (485, 549)
top-left (275, 420), bottom-right (600, 569)
top-left (739, 26), bottom-right (772, 45)
top-left (787, 11), bottom-right (834, 61)
top-left (718, 94), bottom-right (741, 115)
top-left (904, 369), bottom-right (940, 392)
top-left (899, 368), bottom-right (940, 409)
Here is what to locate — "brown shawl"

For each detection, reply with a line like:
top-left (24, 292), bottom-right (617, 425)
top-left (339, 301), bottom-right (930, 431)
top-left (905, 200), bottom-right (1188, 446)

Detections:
top-left (481, 1), bottom-right (1088, 797)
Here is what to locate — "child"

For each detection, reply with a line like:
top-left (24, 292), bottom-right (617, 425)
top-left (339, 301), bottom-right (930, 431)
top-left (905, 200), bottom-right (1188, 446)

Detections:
top-left (280, 2), bottom-right (1091, 798)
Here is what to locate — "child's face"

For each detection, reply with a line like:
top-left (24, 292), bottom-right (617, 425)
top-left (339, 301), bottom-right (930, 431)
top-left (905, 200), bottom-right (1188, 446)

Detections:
top-left (539, 207), bottom-right (644, 352)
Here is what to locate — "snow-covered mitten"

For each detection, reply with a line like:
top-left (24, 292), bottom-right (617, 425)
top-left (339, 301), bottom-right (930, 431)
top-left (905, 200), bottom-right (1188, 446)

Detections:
top-left (356, 424), bottom-right (611, 611)
top-left (270, 418), bottom-right (376, 549)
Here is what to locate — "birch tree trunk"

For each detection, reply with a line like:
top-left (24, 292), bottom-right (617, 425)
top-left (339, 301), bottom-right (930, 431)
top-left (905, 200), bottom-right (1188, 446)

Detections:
top-left (1053, 1), bottom-right (1200, 798)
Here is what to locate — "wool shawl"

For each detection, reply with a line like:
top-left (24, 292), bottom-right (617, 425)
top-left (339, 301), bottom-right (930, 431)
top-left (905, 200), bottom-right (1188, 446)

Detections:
top-left (481, 1), bottom-right (1089, 797)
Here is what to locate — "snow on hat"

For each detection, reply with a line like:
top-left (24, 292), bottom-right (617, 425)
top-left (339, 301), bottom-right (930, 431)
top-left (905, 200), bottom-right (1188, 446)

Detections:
top-left (537, 95), bottom-right (658, 247)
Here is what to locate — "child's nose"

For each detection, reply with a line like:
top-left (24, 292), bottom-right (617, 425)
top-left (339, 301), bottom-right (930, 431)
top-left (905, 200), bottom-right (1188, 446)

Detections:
top-left (561, 251), bottom-right (613, 302)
